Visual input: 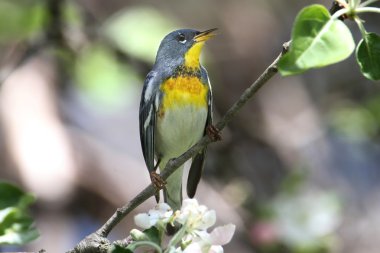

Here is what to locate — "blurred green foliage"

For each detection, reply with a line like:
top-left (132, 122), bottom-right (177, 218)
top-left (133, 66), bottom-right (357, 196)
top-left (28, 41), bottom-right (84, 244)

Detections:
top-left (0, 0), bottom-right (46, 42)
top-left (366, 95), bottom-right (380, 128)
top-left (270, 190), bottom-right (340, 252)
top-left (329, 102), bottom-right (378, 141)
top-left (63, 0), bottom-right (82, 27)
top-left (74, 6), bottom-right (181, 110)
top-left (102, 7), bottom-right (177, 63)
top-left (255, 171), bottom-right (341, 253)
top-left (75, 45), bottom-right (141, 109)
top-left (0, 182), bottom-right (38, 245)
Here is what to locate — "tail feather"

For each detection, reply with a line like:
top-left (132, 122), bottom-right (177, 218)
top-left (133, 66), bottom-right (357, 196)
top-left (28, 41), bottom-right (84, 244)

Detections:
top-left (187, 150), bottom-right (206, 198)
top-left (163, 164), bottom-right (184, 211)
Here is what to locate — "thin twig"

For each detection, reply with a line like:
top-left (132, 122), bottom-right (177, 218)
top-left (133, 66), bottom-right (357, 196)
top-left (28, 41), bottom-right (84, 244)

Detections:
top-left (96, 185), bottom-right (157, 237)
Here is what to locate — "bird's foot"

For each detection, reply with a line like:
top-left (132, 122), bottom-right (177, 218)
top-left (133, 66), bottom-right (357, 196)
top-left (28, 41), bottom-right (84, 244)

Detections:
top-left (150, 171), bottom-right (166, 190)
top-left (206, 125), bottom-right (222, 141)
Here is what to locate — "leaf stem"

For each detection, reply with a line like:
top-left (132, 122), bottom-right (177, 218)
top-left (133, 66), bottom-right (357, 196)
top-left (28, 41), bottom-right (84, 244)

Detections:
top-left (331, 8), bottom-right (350, 20)
top-left (349, 0), bottom-right (361, 9)
top-left (131, 241), bottom-right (163, 253)
top-left (354, 16), bottom-right (368, 38)
top-left (355, 6), bottom-right (380, 14)
top-left (360, 0), bottom-right (379, 7)
top-left (331, 1), bottom-right (380, 19)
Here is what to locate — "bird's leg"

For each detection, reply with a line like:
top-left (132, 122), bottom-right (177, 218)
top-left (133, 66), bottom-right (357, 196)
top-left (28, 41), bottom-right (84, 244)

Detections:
top-left (150, 171), bottom-right (166, 189)
top-left (206, 125), bottom-right (222, 141)
top-left (150, 160), bottom-right (166, 190)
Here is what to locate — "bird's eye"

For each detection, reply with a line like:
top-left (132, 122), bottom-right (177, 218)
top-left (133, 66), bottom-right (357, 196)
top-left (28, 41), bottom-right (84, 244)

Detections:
top-left (178, 33), bottom-right (186, 44)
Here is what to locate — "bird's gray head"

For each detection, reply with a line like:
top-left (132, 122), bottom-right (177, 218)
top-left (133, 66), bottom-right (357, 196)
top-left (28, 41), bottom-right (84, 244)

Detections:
top-left (154, 28), bottom-right (217, 70)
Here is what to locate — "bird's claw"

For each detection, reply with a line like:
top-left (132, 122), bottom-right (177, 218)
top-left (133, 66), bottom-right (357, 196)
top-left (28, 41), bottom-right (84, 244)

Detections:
top-left (150, 171), bottom-right (166, 190)
top-left (206, 125), bottom-right (222, 141)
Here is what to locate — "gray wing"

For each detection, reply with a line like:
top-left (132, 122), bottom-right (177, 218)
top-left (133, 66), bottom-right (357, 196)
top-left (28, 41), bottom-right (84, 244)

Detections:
top-left (187, 68), bottom-right (213, 198)
top-left (139, 71), bottom-right (159, 173)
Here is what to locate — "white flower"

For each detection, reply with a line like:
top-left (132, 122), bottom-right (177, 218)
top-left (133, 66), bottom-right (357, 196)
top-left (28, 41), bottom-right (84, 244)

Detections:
top-left (177, 199), bottom-right (216, 231)
top-left (209, 224), bottom-right (235, 245)
top-left (182, 224), bottom-right (236, 253)
top-left (209, 245), bottom-right (223, 253)
top-left (134, 213), bottom-right (151, 229)
top-left (183, 242), bottom-right (202, 253)
top-left (167, 246), bottom-right (185, 253)
top-left (132, 199), bottom-right (236, 253)
top-left (134, 202), bottom-right (173, 229)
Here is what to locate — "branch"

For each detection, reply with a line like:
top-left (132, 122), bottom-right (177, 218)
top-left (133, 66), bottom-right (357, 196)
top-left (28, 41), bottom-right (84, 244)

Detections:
top-left (68, 41), bottom-right (290, 253)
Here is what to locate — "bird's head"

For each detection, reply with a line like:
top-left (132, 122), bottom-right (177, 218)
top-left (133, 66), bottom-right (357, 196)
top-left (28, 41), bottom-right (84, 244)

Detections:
top-left (155, 28), bottom-right (217, 70)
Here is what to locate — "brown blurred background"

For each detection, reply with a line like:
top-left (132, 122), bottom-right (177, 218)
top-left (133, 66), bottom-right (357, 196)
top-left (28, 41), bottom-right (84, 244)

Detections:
top-left (1, 0), bottom-right (380, 252)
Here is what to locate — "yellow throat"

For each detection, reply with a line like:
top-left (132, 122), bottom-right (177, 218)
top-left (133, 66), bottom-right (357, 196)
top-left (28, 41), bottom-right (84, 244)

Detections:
top-left (184, 42), bottom-right (205, 69)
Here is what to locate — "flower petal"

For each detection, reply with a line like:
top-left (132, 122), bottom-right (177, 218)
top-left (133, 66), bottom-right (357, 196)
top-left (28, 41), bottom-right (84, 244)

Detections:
top-left (210, 224), bottom-right (236, 245)
top-left (199, 210), bottom-right (216, 230)
top-left (209, 245), bottom-right (223, 253)
top-left (134, 213), bottom-right (152, 229)
top-left (195, 230), bottom-right (211, 243)
top-left (183, 242), bottom-right (203, 253)
top-left (182, 199), bottom-right (199, 209)
top-left (157, 202), bottom-right (172, 212)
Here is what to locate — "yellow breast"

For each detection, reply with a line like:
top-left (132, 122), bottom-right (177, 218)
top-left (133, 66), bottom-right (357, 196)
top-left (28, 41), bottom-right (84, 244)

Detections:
top-left (160, 76), bottom-right (208, 114)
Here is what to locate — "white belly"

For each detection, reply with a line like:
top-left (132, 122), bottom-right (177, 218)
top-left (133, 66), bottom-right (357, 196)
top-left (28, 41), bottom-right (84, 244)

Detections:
top-left (156, 105), bottom-right (207, 159)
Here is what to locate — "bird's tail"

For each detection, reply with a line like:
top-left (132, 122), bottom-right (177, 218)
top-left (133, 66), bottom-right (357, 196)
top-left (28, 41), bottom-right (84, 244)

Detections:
top-left (161, 159), bottom-right (183, 211)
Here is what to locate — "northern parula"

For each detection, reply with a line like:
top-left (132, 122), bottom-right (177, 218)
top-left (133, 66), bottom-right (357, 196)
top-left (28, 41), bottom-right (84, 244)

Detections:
top-left (139, 28), bottom-right (217, 211)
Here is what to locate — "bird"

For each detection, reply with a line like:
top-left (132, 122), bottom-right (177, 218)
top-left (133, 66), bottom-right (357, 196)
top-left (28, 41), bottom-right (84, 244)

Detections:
top-left (139, 28), bottom-right (218, 211)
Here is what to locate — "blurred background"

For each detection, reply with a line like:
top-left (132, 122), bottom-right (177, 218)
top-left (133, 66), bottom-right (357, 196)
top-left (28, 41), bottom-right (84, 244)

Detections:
top-left (0, 0), bottom-right (380, 252)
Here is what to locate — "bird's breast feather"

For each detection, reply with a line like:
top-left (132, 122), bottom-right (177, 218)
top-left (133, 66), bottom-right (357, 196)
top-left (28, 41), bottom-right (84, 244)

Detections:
top-left (159, 76), bottom-right (208, 113)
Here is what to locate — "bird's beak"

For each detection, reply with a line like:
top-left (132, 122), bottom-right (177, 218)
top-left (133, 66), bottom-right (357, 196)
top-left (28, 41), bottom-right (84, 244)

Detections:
top-left (193, 28), bottom-right (218, 43)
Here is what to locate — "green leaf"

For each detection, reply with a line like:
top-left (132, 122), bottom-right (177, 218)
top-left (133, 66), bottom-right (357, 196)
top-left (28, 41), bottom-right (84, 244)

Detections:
top-left (0, 182), bottom-right (39, 245)
top-left (0, 182), bottom-right (35, 210)
top-left (278, 4), bottom-right (355, 76)
top-left (0, 182), bottom-right (25, 209)
top-left (356, 32), bottom-right (380, 81)
top-left (0, 225), bottom-right (39, 245)
top-left (108, 244), bottom-right (133, 253)
top-left (0, 208), bottom-right (21, 229)
top-left (143, 227), bottom-right (160, 245)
